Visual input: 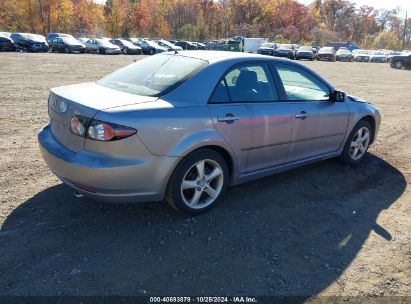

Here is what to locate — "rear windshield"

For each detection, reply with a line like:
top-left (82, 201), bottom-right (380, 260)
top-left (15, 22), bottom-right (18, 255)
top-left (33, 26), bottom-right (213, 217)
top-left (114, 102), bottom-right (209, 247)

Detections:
top-left (261, 43), bottom-right (276, 48)
top-left (97, 54), bottom-right (208, 97)
top-left (279, 44), bottom-right (293, 49)
top-left (320, 47), bottom-right (334, 52)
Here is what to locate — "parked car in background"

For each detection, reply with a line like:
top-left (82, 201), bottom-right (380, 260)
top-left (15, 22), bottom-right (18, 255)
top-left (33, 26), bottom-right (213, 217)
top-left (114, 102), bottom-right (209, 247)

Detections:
top-left (312, 46), bottom-right (321, 54)
top-left (174, 41), bottom-right (198, 50)
top-left (10, 33), bottom-right (48, 52)
top-left (192, 42), bottom-right (206, 50)
top-left (353, 50), bottom-right (371, 62)
top-left (39, 51), bottom-right (381, 214)
top-left (257, 42), bottom-right (277, 56)
top-left (136, 40), bottom-right (168, 55)
top-left (0, 33), bottom-right (16, 51)
top-left (49, 36), bottom-right (86, 53)
top-left (296, 45), bottom-right (316, 60)
top-left (336, 48), bottom-right (353, 61)
top-left (77, 37), bottom-right (89, 44)
top-left (274, 44), bottom-right (296, 59)
top-left (109, 39), bottom-right (142, 55)
top-left (46, 33), bottom-right (74, 44)
top-left (84, 38), bottom-right (121, 54)
top-left (370, 51), bottom-right (387, 63)
top-left (156, 39), bottom-right (183, 52)
top-left (127, 38), bottom-right (142, 46)
top-left (317, 47), bottom-right (336, 61)
top-left (390, 53), bottom-right (411, 69)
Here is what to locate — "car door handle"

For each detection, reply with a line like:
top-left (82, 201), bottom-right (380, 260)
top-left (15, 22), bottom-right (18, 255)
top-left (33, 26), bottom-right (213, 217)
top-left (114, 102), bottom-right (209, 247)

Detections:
top-left (295, 111), bottom-right (308, 119)
top-left (217, 114), bottom-right (240, 123)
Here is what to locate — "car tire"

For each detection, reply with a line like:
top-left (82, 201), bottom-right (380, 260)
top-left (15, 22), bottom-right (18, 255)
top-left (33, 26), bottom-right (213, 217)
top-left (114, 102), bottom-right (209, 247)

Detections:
top-left (65, 46), bottom-right (69, 53)
top-left (340, 120), bottom-right (373, 165)
top-left (149, 49), bottom-right (155, 55)
top-left (165, 149), bottom-right (229, 215)
top-left (393, 61), bottom-right (403, 69)
top-left (123, 48), bottom-right (127, 55)
top-left (50, 47), bottom-right (54, 53)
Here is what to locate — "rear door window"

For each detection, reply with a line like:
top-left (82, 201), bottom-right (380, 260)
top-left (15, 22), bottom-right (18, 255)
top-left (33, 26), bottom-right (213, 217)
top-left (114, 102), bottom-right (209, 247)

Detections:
top-left (210, 63), bottom-right (278, 103)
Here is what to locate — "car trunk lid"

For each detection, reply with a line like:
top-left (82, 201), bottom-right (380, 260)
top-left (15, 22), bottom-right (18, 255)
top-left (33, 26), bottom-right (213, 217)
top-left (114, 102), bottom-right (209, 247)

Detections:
top-left (48, 82), bottom-right (158, 152)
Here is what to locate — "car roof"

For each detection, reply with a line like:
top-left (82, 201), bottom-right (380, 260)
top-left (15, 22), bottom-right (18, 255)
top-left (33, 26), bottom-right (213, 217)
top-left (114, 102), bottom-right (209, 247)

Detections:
top-left (175, 50), bottom-right (291, 63)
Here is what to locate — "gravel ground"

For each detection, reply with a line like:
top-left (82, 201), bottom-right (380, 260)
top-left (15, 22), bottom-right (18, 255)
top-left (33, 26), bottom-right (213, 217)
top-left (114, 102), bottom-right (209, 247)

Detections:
top-left (0, 53), bottom-right (410, 299)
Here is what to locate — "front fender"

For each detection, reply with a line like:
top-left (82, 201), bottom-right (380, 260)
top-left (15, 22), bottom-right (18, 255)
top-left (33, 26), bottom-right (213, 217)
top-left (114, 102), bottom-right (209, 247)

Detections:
top-left (345, 99), bottom-right (381, 145)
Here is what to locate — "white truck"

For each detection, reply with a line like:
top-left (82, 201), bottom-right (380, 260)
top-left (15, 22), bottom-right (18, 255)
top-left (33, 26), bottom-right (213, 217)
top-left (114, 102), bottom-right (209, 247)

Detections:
top-left (243, 38), bottom-right (268, 53)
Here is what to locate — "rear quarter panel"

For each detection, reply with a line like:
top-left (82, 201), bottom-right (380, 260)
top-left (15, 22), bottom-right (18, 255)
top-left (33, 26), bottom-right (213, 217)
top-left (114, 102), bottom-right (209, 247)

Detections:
top-left (94, 105), bottom-right (237, 170)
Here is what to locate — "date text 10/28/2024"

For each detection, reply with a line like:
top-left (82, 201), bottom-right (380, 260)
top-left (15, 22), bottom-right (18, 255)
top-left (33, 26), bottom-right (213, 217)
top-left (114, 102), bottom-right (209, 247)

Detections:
top-left (149, 296), bottom-right (257, 303)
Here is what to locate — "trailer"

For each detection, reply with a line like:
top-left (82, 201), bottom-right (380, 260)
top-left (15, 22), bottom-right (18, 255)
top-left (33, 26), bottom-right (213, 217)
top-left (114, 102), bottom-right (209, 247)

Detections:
top-left (243, 38), bottom-right (267, 53)
top-left (326, 41), bottom-right (360, 52)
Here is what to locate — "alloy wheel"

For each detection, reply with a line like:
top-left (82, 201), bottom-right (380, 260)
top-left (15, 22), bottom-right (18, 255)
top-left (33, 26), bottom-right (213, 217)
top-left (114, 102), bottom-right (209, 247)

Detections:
top-left (349, 127), bottom-right (370, 160)
top-left (180, 159), bottom-right (224, 209)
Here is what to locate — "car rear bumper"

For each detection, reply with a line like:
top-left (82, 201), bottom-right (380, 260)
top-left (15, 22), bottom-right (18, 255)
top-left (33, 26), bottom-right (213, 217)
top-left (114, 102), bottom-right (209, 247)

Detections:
top-left (38, 124), bottom-right (178, 203)
top-left (296, 53), bottom-right (314, 59)
top-left (354, 57), bottom-right (370, 62)
top-left (317, 55), bottom-right (335, 61)
top-left (275, 52), bottom-right (293, 58)
top-left (337, 56), bottom-right (352, 61)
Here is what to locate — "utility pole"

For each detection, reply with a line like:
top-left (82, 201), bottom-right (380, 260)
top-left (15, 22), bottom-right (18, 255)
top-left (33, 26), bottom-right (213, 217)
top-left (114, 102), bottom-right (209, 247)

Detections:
top-left (403, 11), bottom-right (408, 50)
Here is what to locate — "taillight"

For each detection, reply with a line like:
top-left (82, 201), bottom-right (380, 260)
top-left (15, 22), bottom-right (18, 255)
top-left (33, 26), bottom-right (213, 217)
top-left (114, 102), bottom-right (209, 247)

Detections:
top-left (70, 115), bottom-right (136, 141)
top-left (70, 116), bottom-right (90, 137)
top-left (87, 120), bottom-right (136, 141)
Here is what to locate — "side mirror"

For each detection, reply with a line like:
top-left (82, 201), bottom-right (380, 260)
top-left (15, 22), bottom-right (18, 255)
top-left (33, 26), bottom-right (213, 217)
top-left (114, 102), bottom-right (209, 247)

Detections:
top-left (331, 90), bottom-right (346, 102)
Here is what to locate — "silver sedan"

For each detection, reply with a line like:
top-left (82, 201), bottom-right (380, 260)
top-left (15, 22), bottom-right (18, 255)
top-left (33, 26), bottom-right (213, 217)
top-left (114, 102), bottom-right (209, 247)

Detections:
top-left (38, 51), bottom-right (381, 214)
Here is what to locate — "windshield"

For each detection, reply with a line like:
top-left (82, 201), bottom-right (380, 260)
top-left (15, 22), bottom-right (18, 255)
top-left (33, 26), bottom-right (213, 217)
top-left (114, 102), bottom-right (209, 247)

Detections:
top-left (158, 40), bottom-right (171, 47)
top-left (298, 46), bottom-right (312, 51)
top-left (337, 49), bottom-right (350, 54)
top-left (97, 54), bottom-right (208, 97)
top-left (62, 37), bottom-right (81, 44)
top-left (22, 34), bottom-right (43, 41)
top-left (320, 47), bottom-right (334, 53)
top-left (145, 40), bottom-right (159, 47)
top-left (119, 39), bottom-right (134, 48)
top-left (261, 43), bottom-right (275, 48)
top-left (96, 39), bottom-right (115, 47)
top-left (279, 44), bottom-right (293, 49)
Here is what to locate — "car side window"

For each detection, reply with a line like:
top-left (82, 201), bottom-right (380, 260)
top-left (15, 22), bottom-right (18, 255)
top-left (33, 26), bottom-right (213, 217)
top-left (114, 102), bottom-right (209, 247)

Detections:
top-left (275, 64), bottom-right (330, 101)
top-left (210, 63), bottom-right (278, 103)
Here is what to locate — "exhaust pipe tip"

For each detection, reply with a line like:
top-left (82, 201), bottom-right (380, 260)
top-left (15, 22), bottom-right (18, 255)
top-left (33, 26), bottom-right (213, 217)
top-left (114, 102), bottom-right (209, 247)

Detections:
top-left (73, 191), bottom-right (84, 198)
